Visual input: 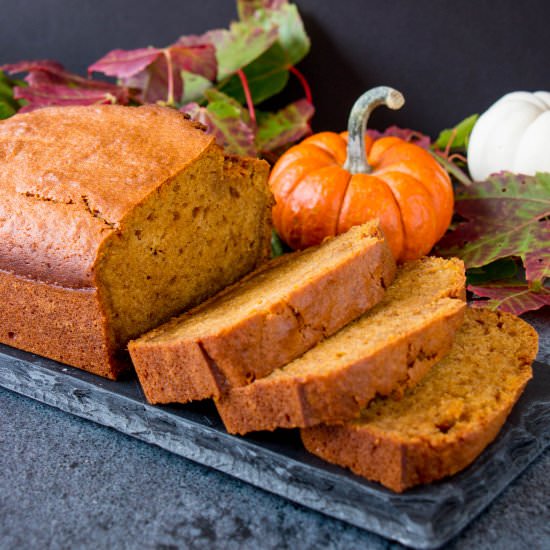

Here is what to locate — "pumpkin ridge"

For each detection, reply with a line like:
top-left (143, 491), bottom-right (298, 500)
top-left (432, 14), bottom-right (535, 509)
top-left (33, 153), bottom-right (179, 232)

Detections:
top-left (283, 165), bottom-right (350, 249)
top-left (335, 170), bottom-right (355, 235)
top-left (375, 170), bottom-right (439, 261)
top-left (372, 142), bottom-right (453, 240)
top-left (302, 132), bottom-right (348, 165)
top-left (337, 173), bottom-right (405, 260)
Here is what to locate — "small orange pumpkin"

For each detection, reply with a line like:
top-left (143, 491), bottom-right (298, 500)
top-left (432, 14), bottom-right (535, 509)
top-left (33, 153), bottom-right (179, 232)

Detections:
top-left (268, 86), bottom-right (454, 261)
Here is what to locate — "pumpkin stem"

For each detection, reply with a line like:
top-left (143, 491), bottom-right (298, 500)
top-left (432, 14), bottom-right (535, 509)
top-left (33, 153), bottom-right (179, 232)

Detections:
top-left (344, 86), bottom-right (405, 174)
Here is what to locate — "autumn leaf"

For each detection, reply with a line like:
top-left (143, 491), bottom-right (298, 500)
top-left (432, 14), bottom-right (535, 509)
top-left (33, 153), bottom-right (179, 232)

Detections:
top-left (1, 60), bottom-right (127, 92)
top-left (88, 48), bottom-right (161, 78)
top-left (207, 21), bottom-right (278, 81)
top-left (437, 172), bottom-right (550, 283)
top-left (367, 125), bottom-right (432, 150)
top-left (218, 43), bottom-right (289, 105)
top-left (219, 1), bottom-right (309, 105)
top-left (255, 98), bottom-right (313, 152)
top-left (181, 90), bottom-right (256, 156)
top-left (434, 113), bottom-right (478, 153)
top-left (14, 85), bottom-right (120, 111)
top-left (237, 0), bottom-right (286, 19)
top-left (180, 70), bottom-right (212, 104)
top-left (1, 60), bottom-right (130, 112)
top-left (468, 282), bottom-right (550, 315)
top-left (0, 102), bottom-right (16, 119)
top-left (89, 41), bottom-right (216, 105)
top-left (466, 258), bottom-right (518, 285)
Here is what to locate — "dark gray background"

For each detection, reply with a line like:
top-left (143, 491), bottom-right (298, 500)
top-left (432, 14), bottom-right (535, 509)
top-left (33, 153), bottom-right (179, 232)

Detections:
top-left (0, 0), bottom-right (548, 136)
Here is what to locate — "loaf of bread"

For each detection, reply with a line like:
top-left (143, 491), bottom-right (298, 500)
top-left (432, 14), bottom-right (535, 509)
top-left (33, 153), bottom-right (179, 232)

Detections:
top-left (0, 105), bottom-right (272, 378)
top-left (301, 308), bottom-right (538, 492)
top-left (129, 221), bottom-right (396, 404)
top-left (216, 257), bottom-right (466, 434)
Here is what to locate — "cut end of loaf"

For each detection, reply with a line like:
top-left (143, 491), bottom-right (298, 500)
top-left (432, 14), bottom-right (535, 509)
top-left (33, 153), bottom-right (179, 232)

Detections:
top-left (97, 148), bottom-right (272, 352)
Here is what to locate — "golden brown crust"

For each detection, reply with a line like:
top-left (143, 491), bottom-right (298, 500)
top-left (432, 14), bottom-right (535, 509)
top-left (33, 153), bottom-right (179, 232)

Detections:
top-left (129, 223), bottom-right (397, 404)
top-left (0, 268), bottom-right (125, 378)
top-left (0, 105), bottom-right (214, 287)
top-left (216, 300), bottom-right (466, 434)
top-left (301, 309), bottom-right (538, 492)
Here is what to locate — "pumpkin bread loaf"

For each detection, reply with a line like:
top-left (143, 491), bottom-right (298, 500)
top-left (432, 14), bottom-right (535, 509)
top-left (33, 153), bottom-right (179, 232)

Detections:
top-left (0, 105), bottom-right (272, 379)
top-left (129, 221), bottom-right (396, 404)
top-left (301, 308), bottom-right (538, 492)
top-left (216, 257), bottom-right (466, 434)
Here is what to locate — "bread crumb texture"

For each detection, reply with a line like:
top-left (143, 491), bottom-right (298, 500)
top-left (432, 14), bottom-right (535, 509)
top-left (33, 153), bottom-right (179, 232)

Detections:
top-left (129, 221), bottom-right (396, 403)
top-left (301, 308), bottom-right (538, 492)
top-left (216, 256), bottom-right (467, 434)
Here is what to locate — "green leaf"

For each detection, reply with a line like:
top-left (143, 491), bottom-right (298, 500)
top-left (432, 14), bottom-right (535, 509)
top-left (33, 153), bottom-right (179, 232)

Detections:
top-left (218, 42), bottom-right (290, 105)
top-left (239, 2), bottom-right (309, 65)
top-left (256, 98), bottom-right (313, 151)
top-left (437, 172), bottom-right (550, 283)
top-left (219, 2), bottom-right (309, 105)
top-left (208, 19), bottom-right (278, 80)
top-left (468, 282), bottom-right (550, 315)
top-left (0, 80), bottom-right (14, 99)
top-left (434, 114), bottom-right (478, 153)
top-left (466, 258), bottom-right (518, 285)
top-left (271, 228), bottom-right (290, 258)
top-left (181, 70), bottom-right (212, 104)
top-left (0, 101), bottom-right (16, 119)
top-left (0, 72), bottom-right (20, 112)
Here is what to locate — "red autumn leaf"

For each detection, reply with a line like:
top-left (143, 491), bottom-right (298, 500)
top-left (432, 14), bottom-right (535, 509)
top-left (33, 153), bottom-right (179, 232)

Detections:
top-left (175, 36), bottom-right (217, 81)
top-left (1, 60), bottom-right (65, 76)
top-left (14, 85), bottom-right (122, 112)
top-left (2, 60), bottom-right (125, 91)
top-left (367, 125), bottom-right (432, 150)
top-left (468, 283), bottom-right (550, 315)
top-left (89, 42), bottom-right (217, 105)
top-left (88, 48), bottom-right (161, 79)
top-left (2, 60), bottom-right (131, 112)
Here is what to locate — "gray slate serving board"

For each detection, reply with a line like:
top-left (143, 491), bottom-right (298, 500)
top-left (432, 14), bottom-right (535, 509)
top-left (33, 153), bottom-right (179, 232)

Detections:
top-left (0, 343), bottom-right (549, 549)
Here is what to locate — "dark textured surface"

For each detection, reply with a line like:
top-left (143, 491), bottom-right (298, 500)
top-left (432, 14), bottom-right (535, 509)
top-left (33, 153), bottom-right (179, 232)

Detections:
top-left (0, 308), bottom-right (549, 548)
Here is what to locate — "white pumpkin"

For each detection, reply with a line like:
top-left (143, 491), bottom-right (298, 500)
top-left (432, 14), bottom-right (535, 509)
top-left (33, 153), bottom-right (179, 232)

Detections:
top-left (467, 91), bottom-right (550, 181)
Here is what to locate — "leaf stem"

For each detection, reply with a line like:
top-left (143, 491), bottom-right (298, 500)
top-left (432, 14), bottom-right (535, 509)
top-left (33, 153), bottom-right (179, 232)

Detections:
top-left (289, 66), bottom-right (312, 104)
top-left (237, 69), bottom-right (256, 125)
top-left (162, 49), bottom-right (175, 106)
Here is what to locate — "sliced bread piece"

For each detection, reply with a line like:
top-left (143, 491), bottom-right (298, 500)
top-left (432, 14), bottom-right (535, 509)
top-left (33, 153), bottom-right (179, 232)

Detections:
top-left (216, 257), bottom-right (466, 434)
top-left (301, 308), bottom-right (538, 492)
top-left (129, 221), bottom-right (396, 404)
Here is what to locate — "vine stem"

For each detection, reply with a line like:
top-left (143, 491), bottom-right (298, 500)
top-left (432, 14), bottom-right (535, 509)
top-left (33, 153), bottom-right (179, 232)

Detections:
top-left (344, 86), bottom-right (405, 174)
top-left (237, 69), bottom-right (256, 125)
top-left (289, 66), bottom-right (313, 104)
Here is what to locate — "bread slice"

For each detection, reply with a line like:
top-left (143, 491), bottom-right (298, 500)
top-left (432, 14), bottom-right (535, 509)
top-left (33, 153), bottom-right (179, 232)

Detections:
top-left (216, 257), bottom-right (466, 434)
top-left (129, 221), bottom-right (396, 404)
top-left (301, 308), bottom-right (538, 492)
